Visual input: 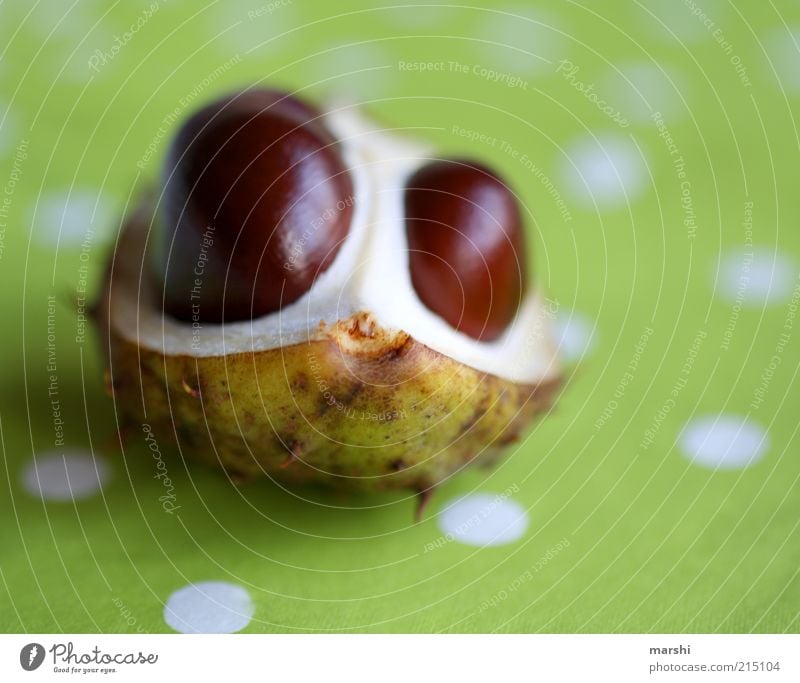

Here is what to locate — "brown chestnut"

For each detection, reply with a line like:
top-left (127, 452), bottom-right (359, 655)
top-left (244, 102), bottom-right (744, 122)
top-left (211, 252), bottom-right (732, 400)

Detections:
top-left (155, 88), bottom-right (354, 322)
top-left (404, 158), bottom-right (527, 341)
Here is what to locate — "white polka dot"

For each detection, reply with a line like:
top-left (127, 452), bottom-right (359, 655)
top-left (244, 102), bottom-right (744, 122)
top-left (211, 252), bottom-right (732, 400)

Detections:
top-left (438, 493), bottom-right (529, 547)
top-left (552, 311), bottom-right (596, 363)
top-left (31, 190), bottom-right (118, 248)
top-left (164, 582), bottom-right (255, 634)
top-left (209, 1), bottom-right (297, 55)
top-left (599, 62), bottom-right (689, 124)
top-left (309, 43), bottom-right (395, 99)
top-left (561, 135), bottom-right (647, 208)
top-left (718, 247), bottom-right (798, 306)
top-left (680, 415), bottom-right (768, 469)
top-left (22, 450), bottom-right (110, 501)
top-left (379, 2), bottom-right (449, 28)
top-left (635, 0), bottom-right (728, 45)
top-left (764, 27), bottom-right (800, 94)
top-left (63, 50), bottom-right (102, 86)
top-left (475, 6), bottom-right (565, 76)
top-left (25, 2), bottom-right (95, 43)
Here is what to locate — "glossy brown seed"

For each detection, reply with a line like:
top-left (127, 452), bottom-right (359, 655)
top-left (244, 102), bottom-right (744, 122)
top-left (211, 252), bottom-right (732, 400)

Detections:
top-left (155, 88), bottom-right (354, 322)
top-left (404, 159), bottom-right (527, 341)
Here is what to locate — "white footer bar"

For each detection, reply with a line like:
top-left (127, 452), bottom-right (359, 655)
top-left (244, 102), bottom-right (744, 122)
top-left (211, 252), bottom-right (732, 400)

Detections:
top-left (1, 634), bottom-right (797, 682)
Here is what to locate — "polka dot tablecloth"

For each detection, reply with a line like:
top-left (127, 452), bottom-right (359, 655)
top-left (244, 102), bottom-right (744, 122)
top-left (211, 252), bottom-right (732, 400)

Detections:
top-left (1, 0), bottom-right (799, 634)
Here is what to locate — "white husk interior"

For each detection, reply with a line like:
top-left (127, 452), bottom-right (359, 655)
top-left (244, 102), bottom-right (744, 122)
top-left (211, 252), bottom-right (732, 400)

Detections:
top-left (108, 104), bottom-right (560, 384)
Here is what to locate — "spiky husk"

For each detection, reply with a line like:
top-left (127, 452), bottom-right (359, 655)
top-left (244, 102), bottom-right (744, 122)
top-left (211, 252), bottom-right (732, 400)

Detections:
top-left (99, 302), bottom-right (559, 492)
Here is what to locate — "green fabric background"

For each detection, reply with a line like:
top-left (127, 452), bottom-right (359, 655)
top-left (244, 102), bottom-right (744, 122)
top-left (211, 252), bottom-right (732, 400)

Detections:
top-left (1, 0), bottom-right (799, 633)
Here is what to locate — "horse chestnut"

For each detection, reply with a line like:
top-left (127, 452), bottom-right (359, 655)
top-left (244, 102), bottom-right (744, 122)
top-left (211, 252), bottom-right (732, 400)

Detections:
top-left (99, 91), bottom-right (560, 501)
top-left (404, 159), bottom-right (527, 341)
top-left (156, 88), bottom-right (354, 322)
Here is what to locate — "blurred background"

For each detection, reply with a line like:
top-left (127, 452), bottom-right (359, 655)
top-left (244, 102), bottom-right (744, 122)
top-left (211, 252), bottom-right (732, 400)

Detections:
top-left (0, 0), bottom-right (798, 633)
